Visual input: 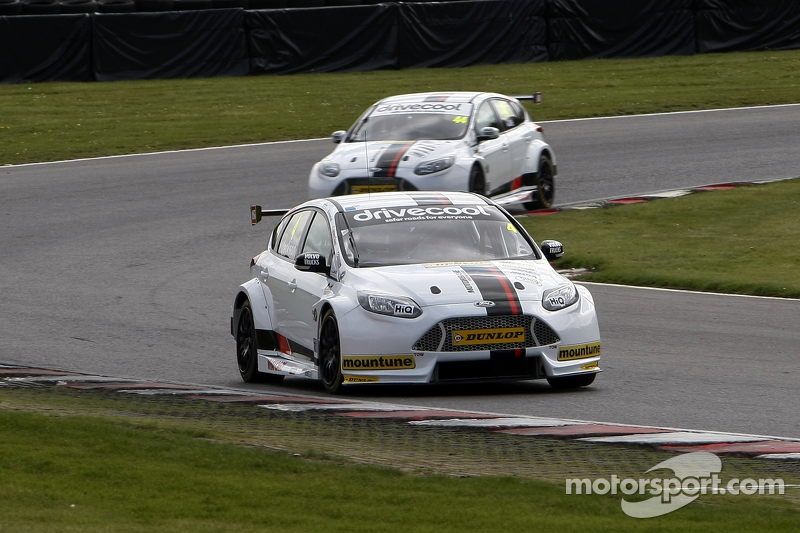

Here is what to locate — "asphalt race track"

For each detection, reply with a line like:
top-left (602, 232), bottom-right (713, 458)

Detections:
top-left (2, 105), bottom-right (799, 439)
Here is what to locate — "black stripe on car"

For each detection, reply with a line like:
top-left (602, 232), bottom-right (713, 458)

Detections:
top-left (373, 142), bottom-right (414, 177)
top-left (460, 264), bottom-right (522, 317)
top-left (423, 94), bottom-right (453, 102)
top-left (411, 193), bottom-right (452, 206)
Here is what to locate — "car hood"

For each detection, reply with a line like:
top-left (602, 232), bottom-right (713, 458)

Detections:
top-left (328, 140), bottom-right (462, 173)
top-left (345, 260), bottom-right (569, 308)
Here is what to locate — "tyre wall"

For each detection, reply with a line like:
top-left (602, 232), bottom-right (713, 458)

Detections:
top-left (1, 0), bottom-right (800, 83)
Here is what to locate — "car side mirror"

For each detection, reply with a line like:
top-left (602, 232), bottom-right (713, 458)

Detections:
top-left (540, 240), bottom-right (564, 262)
top-left (332, 130), bottom-right (346, 144)
top-left (295, 253), bottom-right (329, 274)
top-left (477, 126), bottom-right (500, 142)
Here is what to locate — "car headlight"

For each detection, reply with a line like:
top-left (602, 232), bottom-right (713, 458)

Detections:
top-left (358, 292), bottom-right (422, 318)
top-left (318, 162), bottom-right (340, 178)
top-left (542, 283), bottom-right (579, 311)
top-left (414, 155), bottom-right (455, 175)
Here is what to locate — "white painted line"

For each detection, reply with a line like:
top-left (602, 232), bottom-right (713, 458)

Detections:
top-left (579, 280), bottom-right (800, 302)
top-left (580, 431), bottom-right (767, 445)
top-left (4, 375), bottom-right (135, 383)
top-left (408, 417), bottom-right (580, 428)
top-left (641, 190), bottom-right (695, 198)
top-left (539, 102), bottom-right (800, 124)
top-left (2, 137), bottom-right (329, 169)
top-left (755, 453), bottom-right (800, 460)
top-left (259, 403), bottom-right (427, 412)
top-left (119, 389), bottom-right (232, 395)
top-left (6, 103), bottom-right (800, 169)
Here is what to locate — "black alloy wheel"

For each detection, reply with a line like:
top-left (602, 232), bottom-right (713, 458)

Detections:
top-left (236, 300), bottom-right (284, 383)
top-left (524, 154), bottom-right (555, 211)
top-left (468, 165), bottom-right (486, 196)
top-left (319, 310), bottom-right (344, 394)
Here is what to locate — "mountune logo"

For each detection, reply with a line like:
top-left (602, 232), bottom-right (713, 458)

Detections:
top-left (566, 452), bottom-right (787, 519)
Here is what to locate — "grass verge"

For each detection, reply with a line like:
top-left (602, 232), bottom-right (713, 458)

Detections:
top-left (2, 49), bottom-right (800, 165)
top-left (0, 384), bottom-right (798, 531)
top-left (519, 179), bottom-right (800, 298)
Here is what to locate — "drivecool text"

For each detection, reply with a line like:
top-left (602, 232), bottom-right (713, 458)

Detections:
top-left (352, 205), bottom-right (491, 222)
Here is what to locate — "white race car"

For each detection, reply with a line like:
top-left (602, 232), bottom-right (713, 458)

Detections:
top-left (232, 191), bottom-right (600, 394)
top-left (308, 92), bottom-right (556, 211)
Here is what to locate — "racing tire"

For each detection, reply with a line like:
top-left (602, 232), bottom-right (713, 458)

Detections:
top-left (524, 154), bottom-right (555, 211)
top-left (21, 0), bottom-right (61, 13)
top-left (236, 300), bottom-right (284, 384)
top-left (97, 0), bottom-right (136, 11)
top-left (0, 0), bottom-right (23, 15)
top-left (248, 0), bottom-right (286, 7)
top-left (134, 0), bottom-right (173, 10)
top-left (318, 310), bottom-right (344, 394)
top-left (468, 165), bottom-right (486, 196)
top-left (60, 0), bottom-right (98, 12)
top-left (546, 372), bottom-right (596, 390)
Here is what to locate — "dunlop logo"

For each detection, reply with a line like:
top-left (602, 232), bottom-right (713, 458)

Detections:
top-left (343, 375), bottom-right (380, 383)
top-left (452, 327), bottom-right (526, 346)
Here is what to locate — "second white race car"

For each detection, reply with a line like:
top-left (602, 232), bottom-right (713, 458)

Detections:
top-left (232, 191), bottom-right (600, 394)
top-left (308, 92), bottom-right (557, 211)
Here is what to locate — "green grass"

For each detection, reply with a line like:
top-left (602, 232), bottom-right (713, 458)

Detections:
top-left (0, 386), bottom-right (797, 532)
top-left (2, 49), bottom-right (800, 530)
top-left (2, 49), bottom-right (800, 165)
top-left (520, 179), bottom-right (800, 298)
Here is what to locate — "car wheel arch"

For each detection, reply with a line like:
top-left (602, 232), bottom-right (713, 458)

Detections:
top-left (233, 280), bottom-right (275, 339)
top-left (522, 145), bottom-right (555, 180)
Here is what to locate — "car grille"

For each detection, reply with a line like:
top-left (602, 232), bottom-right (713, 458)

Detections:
top-left (412, 315), bottom-right (560, 352)
top-left (332, 178), bottom-right (418, 196)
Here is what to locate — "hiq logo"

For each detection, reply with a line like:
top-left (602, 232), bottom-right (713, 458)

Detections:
top-left (394, 304), bottom-right (415, 316)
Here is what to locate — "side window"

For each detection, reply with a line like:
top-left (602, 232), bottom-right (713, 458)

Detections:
top-left (276, 210), bottom-right (313, 260)
top-left (270, 216), bottom-right (290, 251)
top-left (301, 212), bottom-right (333, 264)
top-left (509, 100), bottom-right (527, 126)
top-left (492, 99), bottom-right (521, 131)
top-left (474, 101), bottom-right (500, 132)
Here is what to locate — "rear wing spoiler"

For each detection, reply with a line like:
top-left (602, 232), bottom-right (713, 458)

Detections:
top-left (251, 205), bottom-right (290, 225)
top-left (512, 92), bottom-right (542, 104)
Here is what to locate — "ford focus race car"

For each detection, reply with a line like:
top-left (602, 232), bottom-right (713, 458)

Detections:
top-left (308, 92), bottom-right (556, 211)
top-left (232, 191), bottom-right (600, 394)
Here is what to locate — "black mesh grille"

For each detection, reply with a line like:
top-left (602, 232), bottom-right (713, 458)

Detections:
top-left (412, 316), bottom-right (560, 352)
top-left (332, 178), bottom-right (418, 196)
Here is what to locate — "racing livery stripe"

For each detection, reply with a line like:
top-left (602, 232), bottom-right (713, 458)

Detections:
top-left (423, 94), bottom-right (453, 102)
top-left (256, 329), bottom-right (314, 358)
top-left (460, 264), bottom-right (522, 316)
top-left (373, 142), bottom-right (414, 178)
top-left (412, 193), bottom-right (452, 206)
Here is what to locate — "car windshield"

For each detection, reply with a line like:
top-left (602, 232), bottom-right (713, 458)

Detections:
top-left (348, 102), bottom-right (473, 142)
top-left (337, 204), bottom-right (538, 267)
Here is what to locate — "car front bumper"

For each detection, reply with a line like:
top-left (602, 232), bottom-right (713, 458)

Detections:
top-left (334, 286), bottom-right (601, 385)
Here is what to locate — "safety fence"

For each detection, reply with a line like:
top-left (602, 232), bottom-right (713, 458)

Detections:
top-left (2, 0), bottom-right (800, 83)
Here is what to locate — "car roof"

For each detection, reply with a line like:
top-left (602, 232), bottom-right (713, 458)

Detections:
top-left (299, 191), bottom-right (494, 214)
top-left (376, 92), bottom-right (501, 105)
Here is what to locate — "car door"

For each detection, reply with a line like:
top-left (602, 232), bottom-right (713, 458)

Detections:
top-left (289, 210), bottom-right (335, 353)
top-left (492, 98), bottom-right (529, 185)
top-left (266, 209), bottom-right (314, 352)
top-left (473, 100), bottom-right (510, 190)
